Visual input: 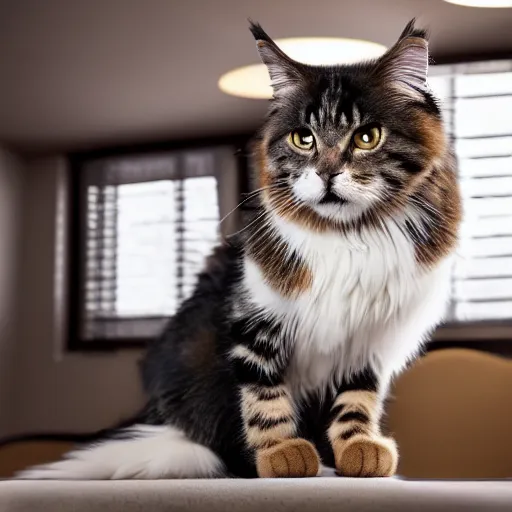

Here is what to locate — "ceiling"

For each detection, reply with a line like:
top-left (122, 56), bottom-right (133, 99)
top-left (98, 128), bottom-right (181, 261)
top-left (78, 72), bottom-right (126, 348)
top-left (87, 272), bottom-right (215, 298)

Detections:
top-left (1, 0), bottom-right (512, 153)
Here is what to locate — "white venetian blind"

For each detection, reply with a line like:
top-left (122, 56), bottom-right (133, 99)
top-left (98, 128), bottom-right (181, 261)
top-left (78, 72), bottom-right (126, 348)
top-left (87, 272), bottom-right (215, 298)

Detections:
top-left (429, 61), bottom-right (512, 325)
top-left (77, 148), bottom-right (235, 345)
top-left (115, 177), bottom-right (219, 317)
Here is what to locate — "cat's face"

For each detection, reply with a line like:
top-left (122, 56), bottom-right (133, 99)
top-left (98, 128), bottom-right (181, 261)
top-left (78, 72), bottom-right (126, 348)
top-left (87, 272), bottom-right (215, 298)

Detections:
top-left (251, 21), bottom-right (446, 228)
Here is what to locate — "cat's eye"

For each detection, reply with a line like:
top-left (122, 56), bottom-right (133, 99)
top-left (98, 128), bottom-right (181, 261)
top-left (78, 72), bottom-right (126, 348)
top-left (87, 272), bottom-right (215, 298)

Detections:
top-left (289, 129), bottom-right (315, 151)
top-left (353, 125), bottom-right (381, 150)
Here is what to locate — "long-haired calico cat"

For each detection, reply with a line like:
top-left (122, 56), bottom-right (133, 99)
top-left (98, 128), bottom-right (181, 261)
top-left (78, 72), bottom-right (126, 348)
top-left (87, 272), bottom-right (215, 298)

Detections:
top-left (20, 20), bottom-right (461, 480)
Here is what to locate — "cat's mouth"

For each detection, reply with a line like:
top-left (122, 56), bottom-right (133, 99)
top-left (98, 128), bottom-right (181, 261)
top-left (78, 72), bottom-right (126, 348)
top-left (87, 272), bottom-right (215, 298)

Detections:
top-left (318, 191), bottom-right (347, 206)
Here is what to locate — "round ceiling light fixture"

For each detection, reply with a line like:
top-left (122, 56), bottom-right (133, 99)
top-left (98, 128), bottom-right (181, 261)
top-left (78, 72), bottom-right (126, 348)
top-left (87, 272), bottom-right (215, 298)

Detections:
top-left (218, 37), bottom-right (387, 99)
top-left (443, 0), bottom-right (512, 7)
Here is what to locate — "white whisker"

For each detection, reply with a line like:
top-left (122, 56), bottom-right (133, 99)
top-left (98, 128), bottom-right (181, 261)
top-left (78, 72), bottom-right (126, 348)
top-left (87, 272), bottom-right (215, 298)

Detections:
top-left (219, 181), bottom-right (289, 227)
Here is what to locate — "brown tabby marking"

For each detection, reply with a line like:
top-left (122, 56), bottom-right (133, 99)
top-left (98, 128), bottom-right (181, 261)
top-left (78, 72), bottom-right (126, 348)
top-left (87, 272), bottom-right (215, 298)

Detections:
top-left (249, 141), bottom-right (314, 298)
top-left (245, 418), bottom-right (296, 450)
top-left (411, 159), bottom-right (462, 268)
top-left (240, 384), bottom-right (296, 450)
top-left (416, 111), bottom-right (447, 163)
top-left (247, 220), bottom-right (313, 298)
top-left (327, 391), bottom-right (379, 443)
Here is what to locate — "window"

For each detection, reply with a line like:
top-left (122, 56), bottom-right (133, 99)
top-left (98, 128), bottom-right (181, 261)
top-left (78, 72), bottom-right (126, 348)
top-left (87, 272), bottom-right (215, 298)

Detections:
top-left (69, 145), bottom-right (243, 349)
top-left (429, 60), bottom-right (512, 340)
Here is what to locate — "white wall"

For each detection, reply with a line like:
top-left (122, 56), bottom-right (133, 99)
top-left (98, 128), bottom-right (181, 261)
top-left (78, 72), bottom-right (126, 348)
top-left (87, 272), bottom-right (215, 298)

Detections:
top-left (0, 147), bottom-right (24, 437)
top-left (10, 156), bottom-right (145, 435)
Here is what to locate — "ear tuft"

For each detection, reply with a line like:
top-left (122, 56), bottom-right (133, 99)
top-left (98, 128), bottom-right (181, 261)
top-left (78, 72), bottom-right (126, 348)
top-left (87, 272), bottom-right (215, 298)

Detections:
top-left (375, 19), bottom-right (429, 96)
top-left (399, 18), bottom-right (429, 41)
top-left (248, 20), bottom-right (272, 43)
top-left (248, 21), bottom-right (303, 98)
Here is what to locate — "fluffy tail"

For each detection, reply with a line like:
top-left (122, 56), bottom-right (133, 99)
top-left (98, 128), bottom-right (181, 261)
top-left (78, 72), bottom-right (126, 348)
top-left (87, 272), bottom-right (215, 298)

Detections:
top-left (16, 425), bottom-right (224, 480)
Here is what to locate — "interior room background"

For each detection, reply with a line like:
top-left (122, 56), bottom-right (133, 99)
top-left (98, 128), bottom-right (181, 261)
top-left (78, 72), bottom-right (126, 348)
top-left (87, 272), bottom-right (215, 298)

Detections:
top-left (0, 1), bottom-right (511, 463)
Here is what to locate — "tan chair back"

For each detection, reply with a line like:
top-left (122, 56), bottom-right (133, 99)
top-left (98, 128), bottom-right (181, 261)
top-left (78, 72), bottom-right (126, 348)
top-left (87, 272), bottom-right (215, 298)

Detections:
top-left (387, 348), bottom-right (512, 478)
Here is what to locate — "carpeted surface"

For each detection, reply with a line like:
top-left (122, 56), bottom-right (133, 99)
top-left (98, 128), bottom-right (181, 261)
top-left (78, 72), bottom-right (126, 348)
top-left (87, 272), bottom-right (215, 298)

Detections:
top-left (1, 478), bottom-right (511, 512)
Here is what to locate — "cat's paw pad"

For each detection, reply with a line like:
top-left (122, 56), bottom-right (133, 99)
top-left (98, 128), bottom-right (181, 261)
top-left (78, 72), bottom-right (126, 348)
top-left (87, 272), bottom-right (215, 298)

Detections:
top-left (256, 438), bottom-right (320, 478)
top-left (335, 436), bottom-right (398, 478)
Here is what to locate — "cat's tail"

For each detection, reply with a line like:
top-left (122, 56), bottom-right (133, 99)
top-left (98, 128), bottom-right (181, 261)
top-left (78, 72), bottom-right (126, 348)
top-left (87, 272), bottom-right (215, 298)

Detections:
top-left (16, 424), bottom-right (225, 480)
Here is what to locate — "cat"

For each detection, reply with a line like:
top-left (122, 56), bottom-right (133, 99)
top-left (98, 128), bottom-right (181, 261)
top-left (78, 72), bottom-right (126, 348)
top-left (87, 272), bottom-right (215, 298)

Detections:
top-left (19, 19), bottom-right (461, 480)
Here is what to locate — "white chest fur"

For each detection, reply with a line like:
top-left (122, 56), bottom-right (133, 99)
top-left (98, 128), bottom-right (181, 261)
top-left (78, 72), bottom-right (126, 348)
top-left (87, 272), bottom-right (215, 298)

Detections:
top-left (243, 212), bottom-right (452, 396)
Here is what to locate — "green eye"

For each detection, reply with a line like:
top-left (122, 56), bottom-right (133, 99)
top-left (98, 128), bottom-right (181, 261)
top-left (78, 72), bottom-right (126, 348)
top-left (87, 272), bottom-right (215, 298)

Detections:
top-left (353, 125), bottom-right (381, 150)
top-left (290, 129), bottom-right (315, 151)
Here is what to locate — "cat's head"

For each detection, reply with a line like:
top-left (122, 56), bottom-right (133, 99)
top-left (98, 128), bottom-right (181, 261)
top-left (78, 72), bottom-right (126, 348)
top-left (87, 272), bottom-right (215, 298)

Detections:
top-left (251, 20), bottom-right (447, 230)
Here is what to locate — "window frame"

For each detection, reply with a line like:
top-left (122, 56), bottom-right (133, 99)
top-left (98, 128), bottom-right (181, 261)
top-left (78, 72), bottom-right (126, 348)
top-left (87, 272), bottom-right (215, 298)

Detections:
top-left (67, 134), bottom-right (252, 351)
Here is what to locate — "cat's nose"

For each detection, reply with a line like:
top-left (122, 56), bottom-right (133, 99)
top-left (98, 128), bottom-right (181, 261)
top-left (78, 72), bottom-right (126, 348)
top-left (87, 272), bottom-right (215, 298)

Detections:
top-left (316, 170), bottom-right (342, 184)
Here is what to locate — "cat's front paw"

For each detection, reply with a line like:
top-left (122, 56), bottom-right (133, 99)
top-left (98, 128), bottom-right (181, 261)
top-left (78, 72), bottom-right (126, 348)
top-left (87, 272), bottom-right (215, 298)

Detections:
top-left (334, 435), bottom-right (398, 477)
top-left (256, 438), bottom-right (320, 478)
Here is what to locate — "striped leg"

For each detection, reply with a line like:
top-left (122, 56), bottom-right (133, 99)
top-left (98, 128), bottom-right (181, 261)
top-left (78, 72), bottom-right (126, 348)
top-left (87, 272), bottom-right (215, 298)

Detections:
top-left (328, 370), bottom-right (398, 477)
top-left (229, 323), bottom-right (320, 478)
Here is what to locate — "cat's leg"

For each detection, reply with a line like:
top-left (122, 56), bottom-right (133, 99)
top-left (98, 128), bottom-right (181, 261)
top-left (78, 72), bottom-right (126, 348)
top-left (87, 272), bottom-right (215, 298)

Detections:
top-left (328, 369), bottom-right (398, 477)
top-left (242, 384), bottom-right (320, 478)
top-left (230, 340), bottom-right (320, 478)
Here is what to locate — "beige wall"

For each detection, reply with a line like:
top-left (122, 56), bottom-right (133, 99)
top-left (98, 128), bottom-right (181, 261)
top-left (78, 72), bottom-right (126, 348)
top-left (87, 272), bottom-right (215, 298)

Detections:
top-left (0, 147), bottom-right (24, 437)
top-left (10, 156), bottom-right (145, 436)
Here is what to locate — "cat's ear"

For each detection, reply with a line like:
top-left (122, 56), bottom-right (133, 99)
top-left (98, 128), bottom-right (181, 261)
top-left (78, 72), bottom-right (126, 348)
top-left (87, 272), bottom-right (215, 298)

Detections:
top-left (249, 21), bottom-right (303, 98)
top-left (375, 19), bottom-right (429, 97)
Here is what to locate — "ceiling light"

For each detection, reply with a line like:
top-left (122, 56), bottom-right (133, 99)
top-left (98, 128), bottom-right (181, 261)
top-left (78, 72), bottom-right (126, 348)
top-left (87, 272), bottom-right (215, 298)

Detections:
top-left (219, 37), bottom-right (386, 99)
top-left (444, 0), bottom-right (512, 7)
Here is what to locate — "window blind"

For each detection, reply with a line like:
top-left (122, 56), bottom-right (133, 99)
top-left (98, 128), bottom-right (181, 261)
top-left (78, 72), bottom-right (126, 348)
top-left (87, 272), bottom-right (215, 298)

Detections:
top-left (76, 147), bottom-right (238, 345)
top-left (429, 60), bottom-right (512, 329)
